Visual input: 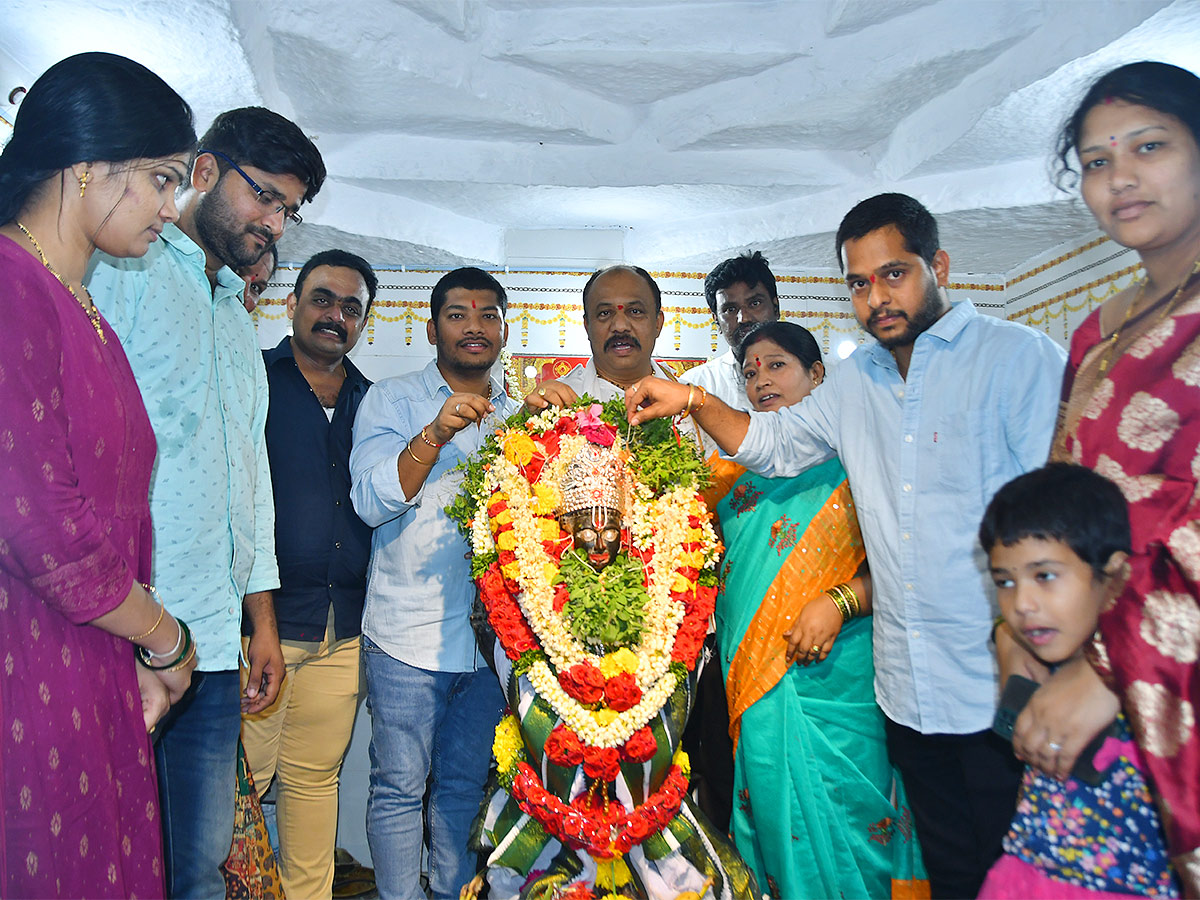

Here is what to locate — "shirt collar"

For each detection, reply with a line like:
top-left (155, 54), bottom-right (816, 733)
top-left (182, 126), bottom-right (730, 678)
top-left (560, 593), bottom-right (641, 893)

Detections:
top-left (420, 358), bottom-right (505, 403)
top-left (265, 336), bottom-right (368, 385)
top-left (866, 298), bottom-right (978, 366)
top-left (161, 222), bottom-right (250, 302)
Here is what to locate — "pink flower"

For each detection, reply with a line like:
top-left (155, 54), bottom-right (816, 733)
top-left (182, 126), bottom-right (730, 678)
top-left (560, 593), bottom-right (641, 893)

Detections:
top-left (574, 403), bottom-right (604, 428)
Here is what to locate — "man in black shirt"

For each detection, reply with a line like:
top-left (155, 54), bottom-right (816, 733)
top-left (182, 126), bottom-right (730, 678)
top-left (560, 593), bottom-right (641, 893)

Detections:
top-left (244, 248), bottom-right (377, 898)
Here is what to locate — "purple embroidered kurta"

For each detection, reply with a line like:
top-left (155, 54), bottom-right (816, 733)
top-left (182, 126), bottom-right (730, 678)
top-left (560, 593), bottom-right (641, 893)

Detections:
top-left (0, 236), bottom-right (165, 898)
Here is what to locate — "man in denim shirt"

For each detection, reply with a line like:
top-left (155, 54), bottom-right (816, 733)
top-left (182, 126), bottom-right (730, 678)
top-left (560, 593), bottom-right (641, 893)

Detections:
top-left (626, 194), bottom-right (1067, 899)
top-left (350, 267), bottom-right (516, 899)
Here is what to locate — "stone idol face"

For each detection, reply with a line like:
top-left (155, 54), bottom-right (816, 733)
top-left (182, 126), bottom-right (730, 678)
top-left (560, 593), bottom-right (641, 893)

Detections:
top-left (558, 441), bottom-right (626, 572)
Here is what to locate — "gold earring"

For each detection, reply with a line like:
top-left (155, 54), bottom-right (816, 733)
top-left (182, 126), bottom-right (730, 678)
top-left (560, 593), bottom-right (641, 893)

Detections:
top-left (79, 171), bottom-right (90, 198)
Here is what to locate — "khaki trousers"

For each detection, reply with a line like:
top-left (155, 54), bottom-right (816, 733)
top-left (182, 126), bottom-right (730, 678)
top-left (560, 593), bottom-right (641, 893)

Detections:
top-left (242, 622), bottom-right (363, 899)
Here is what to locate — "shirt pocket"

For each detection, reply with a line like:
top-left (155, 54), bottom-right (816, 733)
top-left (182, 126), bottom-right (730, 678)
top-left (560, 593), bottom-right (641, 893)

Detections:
top-left (929, 408), bottom-right (986, 498)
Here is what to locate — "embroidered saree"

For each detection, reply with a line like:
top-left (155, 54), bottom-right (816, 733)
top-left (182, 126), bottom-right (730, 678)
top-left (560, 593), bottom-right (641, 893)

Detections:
top-left (715, 457), bottom-right (926, 900)
top-left (1054, 273), bottom-right (1200, 895)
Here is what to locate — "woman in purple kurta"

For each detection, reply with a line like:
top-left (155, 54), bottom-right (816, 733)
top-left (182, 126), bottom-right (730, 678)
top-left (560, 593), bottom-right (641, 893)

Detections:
top-left (0, 240), bottom-right (166, 897)
top-left (0, 53), bottom-right (197, 898)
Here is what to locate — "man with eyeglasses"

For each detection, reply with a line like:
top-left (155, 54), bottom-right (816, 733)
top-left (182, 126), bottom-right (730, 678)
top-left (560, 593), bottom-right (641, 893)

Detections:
top-left (239, 243), bottom-right (278, 313)
top-left (87, 106), bottom-right (326, 899)
top-left (245, 250), bottom-right (375, 899)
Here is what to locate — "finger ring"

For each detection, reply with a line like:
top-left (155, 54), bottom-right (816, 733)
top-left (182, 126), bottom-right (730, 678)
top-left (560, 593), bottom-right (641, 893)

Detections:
top-left (810, 644), bottom-right (821, 654)
top-left (455, 403), bottom-right (461, 414)
top-left (538, 388), bottom-right (546, 397)
top-left (1048, 741), bottom-right (1062, 752)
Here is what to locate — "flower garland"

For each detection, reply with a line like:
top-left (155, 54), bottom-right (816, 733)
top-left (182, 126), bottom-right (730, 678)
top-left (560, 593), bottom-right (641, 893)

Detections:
top-left (449, 398), bottom-right (720, 858)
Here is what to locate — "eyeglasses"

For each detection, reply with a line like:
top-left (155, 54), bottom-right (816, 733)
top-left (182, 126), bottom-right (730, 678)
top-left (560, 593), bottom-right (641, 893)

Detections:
top-left (199, 148), bottom-right (304, 227)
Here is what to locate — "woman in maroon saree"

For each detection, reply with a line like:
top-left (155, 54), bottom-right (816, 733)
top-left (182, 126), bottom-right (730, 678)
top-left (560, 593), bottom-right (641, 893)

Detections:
top-left (0, 53), bottom-right (197, 898)
top-left (1004, 62), bottom-right (1200, 896)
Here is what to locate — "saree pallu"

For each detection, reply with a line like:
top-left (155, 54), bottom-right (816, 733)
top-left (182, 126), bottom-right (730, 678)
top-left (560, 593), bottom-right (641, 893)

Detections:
top-left (715, 457), bottom-right (926, 900)
top-left (1055, 277), bottom-right (1200, 894)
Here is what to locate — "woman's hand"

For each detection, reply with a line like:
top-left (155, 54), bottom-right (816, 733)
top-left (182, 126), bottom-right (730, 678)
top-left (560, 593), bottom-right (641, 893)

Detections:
top-left (136, 662), bottom-right (171, 732)
top-left (153, 646), bottom-right (196, 705)
top-left (1012, 654), bottom-right (1120, 780)
top-left (523, 380), bottom-right (578, 411)
top-left (784, 594), bottom-right (844, 666)
top-left (624, 377), bottom-right (691, 425)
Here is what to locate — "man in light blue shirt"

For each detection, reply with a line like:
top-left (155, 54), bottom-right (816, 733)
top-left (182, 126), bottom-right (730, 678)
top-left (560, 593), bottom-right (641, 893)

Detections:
top-left (626, 194), bottom-right (1067, 899)
top-left (88, 107), bottom-right (326, 899)
top-left (351, 267), bottom-right (516, 900)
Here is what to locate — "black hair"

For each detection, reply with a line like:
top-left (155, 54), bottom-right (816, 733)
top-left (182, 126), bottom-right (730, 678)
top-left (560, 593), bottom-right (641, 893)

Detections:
top-left (1056, 61), bottom-right (1200, 189)
top-left (581, 264), bottom-right (662, 315)
top-left (835, 193), bottom-right (940, 272)
top-left (733, 320), bottom-right (822, 370)
top-left (979, 463), bottom-right (1131, 577)
top-left (0, 52), bottom-right (195, 225)
top-left (198, 107), bottom-right (326, 204)
top-left (293, 248), bottom-right (378, 315)
top-left (703, 250), bottom-right (778, 316)
top-left (430, 267), bottom-right (508, 321)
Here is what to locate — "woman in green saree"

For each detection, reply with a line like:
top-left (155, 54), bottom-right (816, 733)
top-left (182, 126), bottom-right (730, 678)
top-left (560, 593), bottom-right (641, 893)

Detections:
top-left (713, 322), bottom-right (927, 900)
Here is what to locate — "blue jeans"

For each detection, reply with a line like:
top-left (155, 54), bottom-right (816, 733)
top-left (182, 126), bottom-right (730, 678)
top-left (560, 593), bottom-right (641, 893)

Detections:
top-left (154, 669), bottom-right (241, 899)
top-left (363, 637), bottom-right (505, 900)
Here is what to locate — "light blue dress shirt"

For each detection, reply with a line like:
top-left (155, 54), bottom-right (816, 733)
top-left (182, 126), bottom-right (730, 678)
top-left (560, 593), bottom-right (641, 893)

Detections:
top-left (87, 224), bottom-right (278, 671)
top-left (734, 301), bottom-right (1067, 733)
top-left (350, 360), bottom-right (518, 673)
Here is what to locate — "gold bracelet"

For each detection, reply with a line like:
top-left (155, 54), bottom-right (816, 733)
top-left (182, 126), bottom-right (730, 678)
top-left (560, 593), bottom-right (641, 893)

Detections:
top-left (828, 583), bottom-right (857, 623)
top-left (839, 581), bottom-right (860, 618)
top-left (680, 385), bottom-right (696, 418)
top-left (406, 440), bottom-right (433, 466)
top-left (126, 584), bottom-right (165, 641)
top-left (828, 586), bottom-right (851, 623)
top-left (420, 426), bottom-right (445, 449)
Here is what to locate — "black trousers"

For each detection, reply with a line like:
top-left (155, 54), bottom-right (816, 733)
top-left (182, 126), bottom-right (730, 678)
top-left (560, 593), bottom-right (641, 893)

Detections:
top-left (681, 636), bottom-right (735, 834)
top-left (885, 718), bottom-right (1023, 900)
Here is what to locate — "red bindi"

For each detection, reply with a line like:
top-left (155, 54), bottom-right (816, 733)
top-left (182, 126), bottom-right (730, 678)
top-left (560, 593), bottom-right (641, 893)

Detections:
top-left (1110, 137), bottom-right (1118, 146)
top-left (869, 274), bottom-right (876, 284)
top-left (471, 299), bottom-right (476, 309)
top-left (617, 304), bottom-right (624, 311)
top-left (754, 357), bottom-right (761, 368)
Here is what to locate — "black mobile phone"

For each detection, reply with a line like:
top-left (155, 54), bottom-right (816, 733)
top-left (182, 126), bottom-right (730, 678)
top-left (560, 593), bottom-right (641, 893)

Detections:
top-left (992, 674), bottom-right (1118, 787)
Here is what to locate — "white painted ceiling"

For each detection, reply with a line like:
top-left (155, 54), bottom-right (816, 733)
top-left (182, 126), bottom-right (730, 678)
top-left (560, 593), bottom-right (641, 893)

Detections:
top-left (3, 0), bottom-right (1199, 274)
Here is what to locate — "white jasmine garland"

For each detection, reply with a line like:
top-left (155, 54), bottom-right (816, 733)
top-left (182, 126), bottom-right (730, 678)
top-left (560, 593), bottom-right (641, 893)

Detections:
top-left (529, 660), bottom-right (678, 748)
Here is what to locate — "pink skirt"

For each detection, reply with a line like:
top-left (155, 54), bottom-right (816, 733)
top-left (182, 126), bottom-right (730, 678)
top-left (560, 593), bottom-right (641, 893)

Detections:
top-left (978, 854), bottom-right (1154, 899)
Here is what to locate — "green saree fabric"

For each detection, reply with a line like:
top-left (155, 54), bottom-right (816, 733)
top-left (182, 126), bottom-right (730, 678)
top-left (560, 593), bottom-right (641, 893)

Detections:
top-left (716, 458), bottom-right (927, 899)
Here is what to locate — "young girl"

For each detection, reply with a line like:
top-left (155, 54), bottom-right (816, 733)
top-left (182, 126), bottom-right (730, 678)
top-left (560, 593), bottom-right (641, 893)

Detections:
top-left (979, 463), bottom-right (1179, 899)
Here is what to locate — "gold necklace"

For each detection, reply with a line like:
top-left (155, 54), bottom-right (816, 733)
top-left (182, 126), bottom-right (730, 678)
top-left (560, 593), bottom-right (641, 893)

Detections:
top-left (1098, 255), bottom-right (1200, 373)
top-left (16, 222), bottom-right (106, 344)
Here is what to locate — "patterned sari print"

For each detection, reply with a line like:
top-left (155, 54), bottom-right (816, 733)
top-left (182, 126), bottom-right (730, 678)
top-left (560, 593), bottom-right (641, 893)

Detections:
top-left (1055, 274), bottom-right (1200, 895)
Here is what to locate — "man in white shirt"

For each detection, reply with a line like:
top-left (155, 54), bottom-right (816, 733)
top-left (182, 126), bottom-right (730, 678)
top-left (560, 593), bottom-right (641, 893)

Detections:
top-left (680, 250), bottom-right (780, 410)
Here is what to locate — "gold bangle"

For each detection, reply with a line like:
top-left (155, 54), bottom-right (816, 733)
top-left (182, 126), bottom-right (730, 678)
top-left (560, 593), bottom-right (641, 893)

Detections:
top-left (680, 385), bottom-right (696, 418)
top-left (828, 587), bottom-right (851, 623)
top-left (126, 584), bottom-right (165, 641)
top-left (406, 440), bottom-right (433, 466)
top-left (420, 426), bottom-right (445, 449)
top-left (840, 582), bottom-right (860, 617)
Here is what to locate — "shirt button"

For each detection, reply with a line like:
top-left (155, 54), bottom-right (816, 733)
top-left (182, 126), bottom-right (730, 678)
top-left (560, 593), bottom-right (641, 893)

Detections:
top-left (904, 434), bottom-right (913, 443)
top-left (902, 532), bottom-right (911, 540)
top-left (228, 607), bottom-right (236, 614)
top-left (898, 390), bottom-right (905, 399)
top-left (328, 583), bottom-right (334, 589)
top-left (331, 461), bottom-right (337, 468)
top-left (903, 483), bottom-right (912, 492)
top-left (912, 630), bottom-right (921, 639)
top-left (334, 541), bottom-right (342, 549)
top-left (905, 582), bottom-right (914, 591)
top-left (335, 500), bottom-right (341, 506)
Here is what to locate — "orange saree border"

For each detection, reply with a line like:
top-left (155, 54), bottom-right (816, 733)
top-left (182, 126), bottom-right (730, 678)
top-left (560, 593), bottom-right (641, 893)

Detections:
top-left (724, 478), bottom-right (864, 751)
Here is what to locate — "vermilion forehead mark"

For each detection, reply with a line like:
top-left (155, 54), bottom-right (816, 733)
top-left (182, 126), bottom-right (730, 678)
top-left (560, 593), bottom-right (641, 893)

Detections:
top-left (1110, 136), bottom-right (1118, 146)
top-left (754, 356), bottom-right (761, 368)
top-left (869, 274), bottom-right (876, 284)
top-left (471, 299), bottom-right (476, 309)
top-left (1104, 95), bottom-right (1114, 104)
top-left (617, 304), bottom-right (624, 311)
